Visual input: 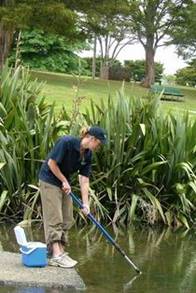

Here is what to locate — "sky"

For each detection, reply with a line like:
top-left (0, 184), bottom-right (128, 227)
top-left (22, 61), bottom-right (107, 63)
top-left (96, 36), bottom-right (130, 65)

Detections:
top-left (118, 43), bottom-right (187, 75)
top-left (80, 43), bottom-right (187, 75)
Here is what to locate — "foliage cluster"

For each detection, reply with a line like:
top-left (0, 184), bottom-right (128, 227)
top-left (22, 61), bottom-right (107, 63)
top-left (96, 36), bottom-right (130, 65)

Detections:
top-left (0, 64), bottom-right (62, 221)
top-left (9, 29), bottom-right (89, 75)
top-left (109, 63), bottom-right (131, 82)
top-left (0, 0), bottom-right (78, 37)
top-left (72, 92), bottom-right (196, 228)
top-left (83, 57), bottom-right (164, 82)
top-left (175, 59), bottom-right (196, 87)
top-left (124, 60), bottom-right (163, 82)
top-left (170, 2), bottom-right (196, 59)
top-left (0, 65), bottom-right (195, 228)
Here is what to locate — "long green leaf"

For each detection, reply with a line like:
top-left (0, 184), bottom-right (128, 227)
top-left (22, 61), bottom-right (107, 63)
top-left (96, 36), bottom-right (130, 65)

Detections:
top-left (143, 188), bottom-right (166, 223)
top-left (0, 191), bottom-right (8, 212)
top-left (0, 162), bottom-right (6, 170)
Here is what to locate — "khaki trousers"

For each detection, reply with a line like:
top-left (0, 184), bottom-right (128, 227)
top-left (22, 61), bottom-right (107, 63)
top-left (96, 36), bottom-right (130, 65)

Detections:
top-left (39, 180), bottom-right (74, 247)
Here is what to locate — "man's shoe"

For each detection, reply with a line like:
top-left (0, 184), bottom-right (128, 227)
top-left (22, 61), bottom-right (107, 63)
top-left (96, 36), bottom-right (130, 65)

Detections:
top-left (48, 253), bottom-right (77, 268)
top-left (61, 253), bottom-right (78, 265)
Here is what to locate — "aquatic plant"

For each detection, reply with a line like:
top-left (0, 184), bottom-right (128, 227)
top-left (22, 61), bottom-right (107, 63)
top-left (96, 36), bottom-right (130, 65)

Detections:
top-left (0, 65), bottom-right (195, 228)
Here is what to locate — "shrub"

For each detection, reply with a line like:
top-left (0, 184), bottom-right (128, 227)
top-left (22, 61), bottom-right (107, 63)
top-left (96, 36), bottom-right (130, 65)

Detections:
top-left (109, 63), bottom-right (130, 81)
top-left (124, 60), bottom-right (163, 82)
top-left (176, 66), bottom-right (196, 86)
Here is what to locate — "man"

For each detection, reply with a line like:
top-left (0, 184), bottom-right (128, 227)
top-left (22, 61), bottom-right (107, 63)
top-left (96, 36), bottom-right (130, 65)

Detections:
top-left (39, 126), bottom-right (107, 268)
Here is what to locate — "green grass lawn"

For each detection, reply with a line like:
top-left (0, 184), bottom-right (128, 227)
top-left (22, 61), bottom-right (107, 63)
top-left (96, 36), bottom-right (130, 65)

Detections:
top-left (31, 70), bottom-right (196, 115)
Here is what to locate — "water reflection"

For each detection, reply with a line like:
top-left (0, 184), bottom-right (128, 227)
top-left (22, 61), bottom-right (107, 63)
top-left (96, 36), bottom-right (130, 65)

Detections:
top-left (0, 288), bottom-right (78, 293)
top-left (0, 223), bottom-right (195, 293)
top-left (74, 225), bottom-right (196, 293)
top-left (15, 288), bottom-right (45, 293)
top-left (123, 274), bottom-right (141, 292)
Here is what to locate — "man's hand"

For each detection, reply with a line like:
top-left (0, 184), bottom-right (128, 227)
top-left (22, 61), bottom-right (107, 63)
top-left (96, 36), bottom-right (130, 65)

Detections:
top-left (82, 204), bottom-right (90, 215)
top-left (79, 175), bottom-right (90, 216)
top-left (62, 180), bottom-right (71, 195)
top-left (48, 159), bottom-right (71, 194)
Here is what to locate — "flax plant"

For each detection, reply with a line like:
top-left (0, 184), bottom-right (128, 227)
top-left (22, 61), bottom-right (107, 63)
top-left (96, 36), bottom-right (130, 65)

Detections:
top-left (0, 64), bottom-right (65, 220)
top-left (82, 91), bottom-right (196, 228)
top-left (0, 64), bottom-right (195, 228)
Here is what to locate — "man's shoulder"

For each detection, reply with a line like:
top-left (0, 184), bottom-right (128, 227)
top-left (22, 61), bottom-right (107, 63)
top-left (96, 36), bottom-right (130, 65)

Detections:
top-left (58, 135), bottom-right (80, 150)
top-left (58, 135), bottom-right (76, 142)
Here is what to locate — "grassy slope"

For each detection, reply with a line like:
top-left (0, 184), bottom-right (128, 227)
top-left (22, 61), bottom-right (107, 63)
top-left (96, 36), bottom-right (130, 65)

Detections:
top-left (31, 70), bottom-right (196, 114)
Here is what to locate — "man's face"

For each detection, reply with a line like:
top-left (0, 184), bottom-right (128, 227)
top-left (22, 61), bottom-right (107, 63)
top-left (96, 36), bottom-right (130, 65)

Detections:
top-left (88, 137), bottom-right (102, 151)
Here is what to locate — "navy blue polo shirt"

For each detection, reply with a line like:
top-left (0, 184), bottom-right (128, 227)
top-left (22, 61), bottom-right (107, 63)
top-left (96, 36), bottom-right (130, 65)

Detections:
top-left (39, 136), bottom-right (92, 187)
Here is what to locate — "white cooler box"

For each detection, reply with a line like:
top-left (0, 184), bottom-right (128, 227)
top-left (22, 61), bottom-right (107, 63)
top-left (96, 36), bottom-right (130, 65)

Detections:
top-left (14, 226), bottom-right (48, 267)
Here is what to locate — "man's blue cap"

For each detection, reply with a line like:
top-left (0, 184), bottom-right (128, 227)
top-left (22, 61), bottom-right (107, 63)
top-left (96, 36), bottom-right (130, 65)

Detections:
top-left (88, 126), bottom-right (107, 144)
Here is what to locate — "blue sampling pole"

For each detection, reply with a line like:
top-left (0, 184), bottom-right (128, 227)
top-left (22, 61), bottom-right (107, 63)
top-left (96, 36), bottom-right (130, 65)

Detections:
top-left (70, 192), bottom-right (141, 274)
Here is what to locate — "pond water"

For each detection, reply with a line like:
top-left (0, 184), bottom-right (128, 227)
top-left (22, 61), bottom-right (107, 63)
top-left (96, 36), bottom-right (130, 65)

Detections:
top-left (0, 223), bottom-right (195, 293)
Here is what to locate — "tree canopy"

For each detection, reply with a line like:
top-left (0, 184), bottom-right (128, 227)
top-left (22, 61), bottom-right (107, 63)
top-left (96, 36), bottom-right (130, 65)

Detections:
top-left (125, 0), bottom-right (191, 87)
top-left (9, 29), bottom-right (88, 74)
top-left (66, 0), bottom-right (135, 79)
top-left (170, 1), bottom-right (196, 59)
top-left (0, 0), bottom-right (80, 69)
top-left (0, 0), bottom-right (78, 35)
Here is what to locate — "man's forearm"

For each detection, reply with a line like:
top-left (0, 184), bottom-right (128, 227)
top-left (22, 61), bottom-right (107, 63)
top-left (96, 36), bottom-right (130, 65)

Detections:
top-left (79, 175), bottom-right (89, 206)
top-left (48, 159), bottom-right (67, 184)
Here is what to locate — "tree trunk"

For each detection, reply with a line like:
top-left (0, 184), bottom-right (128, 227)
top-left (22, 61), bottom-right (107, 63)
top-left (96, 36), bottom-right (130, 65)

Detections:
top-left (143, 41), bottom-right (155, 88)
top-left (92, 34), bottom-right (97, 80)
top-left (0, 23), bottom-right (14, 70)
top-left (100, 62), bottom-right (109, 79)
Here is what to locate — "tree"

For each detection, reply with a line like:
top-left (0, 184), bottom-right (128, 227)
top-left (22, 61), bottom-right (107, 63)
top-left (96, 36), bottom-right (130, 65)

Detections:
top-left (66, 0), bottom-right (135, 79)
top-left (9, 29), bottom-right (88, 74)
top-left (170, 1), bottom-right (196, 59)
top-left (127, 0), bottom-right (191, 87)
top-left (67, 0), bottom-right (192, 85)
top-left (87, 2), bottom-right (135, 79)
top-left (0, 0), bottom-right (78, 70)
